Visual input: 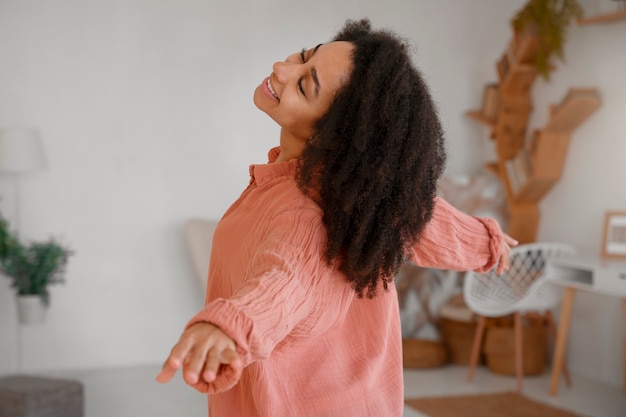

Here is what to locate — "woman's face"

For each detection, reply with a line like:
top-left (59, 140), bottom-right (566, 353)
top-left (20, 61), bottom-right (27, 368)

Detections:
top-left (253, 41), bottom-right (354, 142)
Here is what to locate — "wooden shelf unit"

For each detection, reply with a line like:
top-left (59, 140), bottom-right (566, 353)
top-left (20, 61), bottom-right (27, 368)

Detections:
top-left (466, 110), bottom-right (496, 129)
top-left (578, 8), bottom-right (626, 25)
top-left (498, 61), bottom-right (539, 95)
top-left (467, 29), bottom-right (601, 243)
top-left (483, 162), bottom-right (500, 177)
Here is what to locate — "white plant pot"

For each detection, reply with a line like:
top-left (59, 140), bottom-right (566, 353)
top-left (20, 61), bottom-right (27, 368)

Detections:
top-left (16, 295), bottom-right (46, 324)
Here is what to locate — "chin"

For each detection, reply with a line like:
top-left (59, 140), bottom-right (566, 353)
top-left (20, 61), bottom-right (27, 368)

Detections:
top-left (252, 85), bottom-right (263, 108)
top-left (253, 85), bottom-right (273, 112)
top-left (253, 89), bottom-right (279, 123)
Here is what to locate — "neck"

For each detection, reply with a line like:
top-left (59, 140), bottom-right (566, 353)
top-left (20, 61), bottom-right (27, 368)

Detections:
top-left (276, 129), bottom-right (306, 162)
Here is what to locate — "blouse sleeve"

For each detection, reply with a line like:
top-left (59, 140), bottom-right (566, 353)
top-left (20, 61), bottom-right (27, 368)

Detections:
top-left (408, 196), bottom-right (506, 273)
top-left (185, 206), bottom-right (351, 369)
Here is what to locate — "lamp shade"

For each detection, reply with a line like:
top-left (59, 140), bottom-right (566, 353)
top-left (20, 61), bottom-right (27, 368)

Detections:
top-left (0, 128), bottom-right (46, 173)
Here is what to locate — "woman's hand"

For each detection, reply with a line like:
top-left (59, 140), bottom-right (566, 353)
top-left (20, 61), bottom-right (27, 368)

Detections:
top-left (156, 322), bottom-right (243, 393)
top-left (496, 234), bottom-right (519, 274)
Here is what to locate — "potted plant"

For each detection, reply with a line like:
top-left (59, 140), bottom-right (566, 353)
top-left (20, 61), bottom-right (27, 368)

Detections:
top-left (511, 0), bottom-right (584, 79)
top-left (0, 214), bottom-right (73, 324)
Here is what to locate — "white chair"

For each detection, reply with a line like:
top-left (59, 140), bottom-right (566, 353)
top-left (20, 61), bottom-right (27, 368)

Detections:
top-left (464, 242), bottom-right (576, 392)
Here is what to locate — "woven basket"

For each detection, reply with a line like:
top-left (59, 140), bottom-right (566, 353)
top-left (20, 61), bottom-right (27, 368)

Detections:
top-left (440, 317), bottom-right (480, 365)
top-left (483, 320), bottom-right (548, 375)
top-left (402, 338), bottom-right (448, 368)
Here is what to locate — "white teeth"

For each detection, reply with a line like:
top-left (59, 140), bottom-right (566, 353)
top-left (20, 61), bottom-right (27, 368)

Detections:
top-left (267, 78), bottom-right (279, 100)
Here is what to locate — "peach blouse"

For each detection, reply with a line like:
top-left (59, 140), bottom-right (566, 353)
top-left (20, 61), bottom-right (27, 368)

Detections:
top-left (186, 148), bottom-right (506, 417)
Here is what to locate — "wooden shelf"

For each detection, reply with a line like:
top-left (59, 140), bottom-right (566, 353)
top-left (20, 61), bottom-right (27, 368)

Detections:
top-left (578, 8), bottom-right (626, 25)
top-left (498, 63), bottom-right (538, 95)
top-left (484, 162), bottom-right (500, 177)
top-left (509, 30), bottom-right (540, 65)
top-left (514, 176), bottom-right (559, 204)
top-left (543, 88), bottom-right (601, 133)
top-left (466, 110), bottom-right (496, 128)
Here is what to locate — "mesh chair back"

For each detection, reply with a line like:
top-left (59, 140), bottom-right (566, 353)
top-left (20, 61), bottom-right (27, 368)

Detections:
top-left (464, 243), bottom-right (576, 317)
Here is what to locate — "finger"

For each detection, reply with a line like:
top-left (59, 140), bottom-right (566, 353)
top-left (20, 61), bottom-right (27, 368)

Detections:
top-left (226, 351), bottom-right (244, 382)
top-left (505, 235), bottom-right (519, 247)
top-left (497, 260), bottom-right (505, 275)
top-left (192, 379), bottom-right (209, 393)
top-left (202, 347), bottom-right (222, 382)
top-left (156, 359), bottom-right (179, 383)
top-left (498, 248), bottom-right (511, 275)
top-left (497, 253), bottom-right (505, 274)
top-left (156, 343), bottom-right (189, 383)
top-left (183, 346), bottom-right (209, 385)
top-left (202, 348), bottom-right (242, 383)
top-left (221, 349), bottom-right (242, 368)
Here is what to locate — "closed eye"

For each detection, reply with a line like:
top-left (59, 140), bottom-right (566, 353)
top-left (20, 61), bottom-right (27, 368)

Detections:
top-left (298, 45), bottom-right (321, 97)
top-left (298, 77), bottom-right (306, 96)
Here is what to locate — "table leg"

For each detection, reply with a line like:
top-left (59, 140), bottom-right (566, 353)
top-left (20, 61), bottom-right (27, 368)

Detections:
top-left (623, 298), bottom-right (626, 393)
top-left (549, 287), bottom-right (577, 396)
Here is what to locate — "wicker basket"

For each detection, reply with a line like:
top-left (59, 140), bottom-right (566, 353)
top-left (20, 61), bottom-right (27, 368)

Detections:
top-left (483, 320), bottom-right (548, 375)
top-left (440, 317), bottom-right (480, 365)
top-left (402, 338), bottom-right (448, 368)
top-left (439, 294), bottom-right (480, 365)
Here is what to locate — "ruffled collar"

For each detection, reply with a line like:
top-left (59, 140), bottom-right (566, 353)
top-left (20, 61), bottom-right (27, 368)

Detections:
top-left (248, 147), bottom-right (300, 186)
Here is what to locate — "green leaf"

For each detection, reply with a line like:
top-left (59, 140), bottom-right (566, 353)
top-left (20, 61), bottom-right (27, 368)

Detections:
top-left (511, 0), bottom-right (583, 80)
top-left (0, 213), bottom-right (73, 307)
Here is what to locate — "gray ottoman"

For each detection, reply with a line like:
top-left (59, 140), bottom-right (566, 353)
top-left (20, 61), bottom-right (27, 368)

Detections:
top-left (0, 375), bottom-right (83, 417)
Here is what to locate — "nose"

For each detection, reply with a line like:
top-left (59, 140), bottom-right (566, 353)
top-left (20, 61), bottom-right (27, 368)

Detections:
top-left (273, 61), bottom-right (300, 83)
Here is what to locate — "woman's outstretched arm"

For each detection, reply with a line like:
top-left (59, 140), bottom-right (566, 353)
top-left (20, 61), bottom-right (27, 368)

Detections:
top-left (409, 196), bottom-right (517, 273)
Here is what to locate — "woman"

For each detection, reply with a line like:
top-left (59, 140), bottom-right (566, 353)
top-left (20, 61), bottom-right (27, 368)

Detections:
top-left (157, 19), bottom-right (516, 416)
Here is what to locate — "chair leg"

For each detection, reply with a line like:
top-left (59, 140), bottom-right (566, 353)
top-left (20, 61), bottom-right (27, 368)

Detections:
top-left (467, 315), bottom-right (487, 382)
top-left (514, 312), bottom-right (524, 392)
top-left (545, 310), bottom-right (572, 387)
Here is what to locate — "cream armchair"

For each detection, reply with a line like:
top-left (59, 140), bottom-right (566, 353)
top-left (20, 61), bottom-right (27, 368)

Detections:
top-left (183, 218), bottom-right (219, 293)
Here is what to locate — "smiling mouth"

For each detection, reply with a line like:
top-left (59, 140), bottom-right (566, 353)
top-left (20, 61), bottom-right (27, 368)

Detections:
top-left (267, 78), bottom-right (279, 101)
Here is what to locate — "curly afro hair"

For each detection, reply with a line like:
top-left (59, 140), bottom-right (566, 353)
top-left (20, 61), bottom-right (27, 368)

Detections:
top-left (297, 18), bottom-right (447, 298)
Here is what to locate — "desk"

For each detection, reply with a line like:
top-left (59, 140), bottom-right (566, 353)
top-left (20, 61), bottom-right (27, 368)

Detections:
top-left (545, 255), bottom-right (626, 396)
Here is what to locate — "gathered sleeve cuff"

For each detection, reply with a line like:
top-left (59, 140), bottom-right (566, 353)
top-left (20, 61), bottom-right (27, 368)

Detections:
top-left (408, 196), bottom-right (506, 273)
top-left (184, 299), bottom-right (254, 394)
top-left (186, 299), bottom-right (254, 358)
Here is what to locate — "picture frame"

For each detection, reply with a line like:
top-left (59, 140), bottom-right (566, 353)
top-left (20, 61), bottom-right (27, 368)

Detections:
top-left (601, 211), bottom-right (626, 259)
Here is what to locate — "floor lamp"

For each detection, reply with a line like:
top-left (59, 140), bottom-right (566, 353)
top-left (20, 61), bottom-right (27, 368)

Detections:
top-left (0, 127), bottom-right (47, 371)
top-left (0, 127), bottom-right (47, 235)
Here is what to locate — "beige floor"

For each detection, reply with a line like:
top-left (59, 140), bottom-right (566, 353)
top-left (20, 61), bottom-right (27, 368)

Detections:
top-left (49, 364), bottom-right (625, 417)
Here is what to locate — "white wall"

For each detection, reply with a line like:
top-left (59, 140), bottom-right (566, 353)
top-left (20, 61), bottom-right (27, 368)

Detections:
top-left (0, 0), bottom-right (623, 388)
top-left (534, 1), bottom-right (626, 387)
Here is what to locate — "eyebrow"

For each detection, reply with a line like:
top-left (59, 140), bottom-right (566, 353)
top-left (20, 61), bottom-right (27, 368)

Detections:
top-left (310, 44), bottom-right (322, 97)
top-left (311, 68), bottom-right (320, 97)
